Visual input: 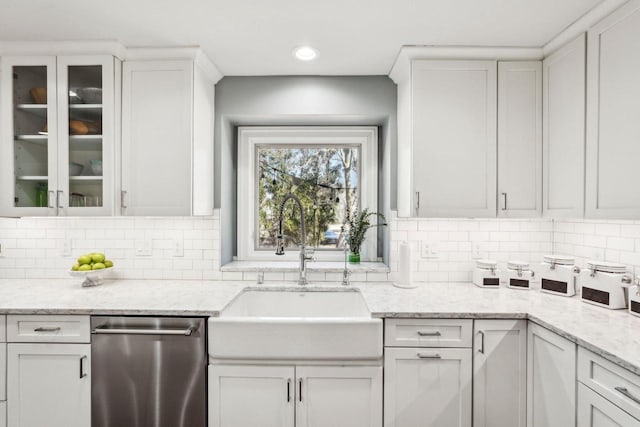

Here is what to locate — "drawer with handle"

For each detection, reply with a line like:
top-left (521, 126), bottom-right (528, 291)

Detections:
top-left (384, 319), bottom-right (473, 348)
top-left (578, 346), bottom-right (640, 420)
top-left (7, 315), bottom-right (90, 343)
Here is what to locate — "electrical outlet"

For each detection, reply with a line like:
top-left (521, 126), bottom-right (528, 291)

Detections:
top-left (173, 238), bottom-right (184, 257)
top-left (471, 242), bottom-right (482, 259)
top-left (420, 241), bottom-right (439, 259)
top-left (136, 239), bottom-right (153, 256)
top-left (62, 238), bottom-right (72, 257)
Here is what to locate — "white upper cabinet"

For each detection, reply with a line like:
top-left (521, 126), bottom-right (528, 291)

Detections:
top-left (0, 55), bottom-right (117, 217)
top-left (497, 61), bottom-right (542, 217)
top-left (543, 34), bottom-right (586, 218)
top-left (120, 52), bottom-right (219, 216)
top-left (586, 0), bottom-right (640, 218)
top-left (412, 60), bottom-right (497, 218)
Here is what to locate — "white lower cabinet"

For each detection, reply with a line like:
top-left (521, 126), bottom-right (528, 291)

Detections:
top-left (7, 343), bottom-right (91, 427)
top-left (384, 347), bottom-right (472, 427)
top-left (209, 365), bottom-right (294, 427)
top-left (473, 320), bottom-right (527, 427)
top-left (0, 402), bottom-right (5, 427)
top-left (209, 364), bottom-right (382, 427)
top-left (527, 322), bottom-right (577, 427)
top-left (578, 383), bottom-right (640, 427)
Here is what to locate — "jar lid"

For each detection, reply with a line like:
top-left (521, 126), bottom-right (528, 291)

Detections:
top-left (476, 259), bottom-right (497, 269)
top-left (508, 260), bottom-right (530, 270)
top-left (586, 260), bottom-right (627, 274)
top-left (543, 254), bottom-right (575, 265)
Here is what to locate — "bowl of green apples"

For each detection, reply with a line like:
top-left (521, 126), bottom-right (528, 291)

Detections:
top-left (69, 252), bottom-right (114, 287)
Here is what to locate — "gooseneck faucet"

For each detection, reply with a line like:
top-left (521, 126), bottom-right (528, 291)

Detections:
top-left (275, 193), bottom-right (314, 285)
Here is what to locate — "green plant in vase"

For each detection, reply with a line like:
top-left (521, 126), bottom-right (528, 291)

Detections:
top-left (345, 209), bottom-right (387, 264)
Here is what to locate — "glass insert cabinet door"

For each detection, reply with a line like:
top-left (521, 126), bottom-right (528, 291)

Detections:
top-left (0, 55), bottom-right (114, 216)
top-left (0, 57), bottom-right (58, 216)
top-left (57, 56), bottom-right (114, 216)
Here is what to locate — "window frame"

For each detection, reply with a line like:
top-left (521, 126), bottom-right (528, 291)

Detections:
top-left (237, 126), bottom-right (378, 262)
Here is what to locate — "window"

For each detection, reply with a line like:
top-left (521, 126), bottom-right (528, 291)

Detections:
top-left (238, 127), bottom-right (378, 261)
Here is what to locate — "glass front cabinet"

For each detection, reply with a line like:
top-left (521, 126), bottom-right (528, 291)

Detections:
top-left (0, 55), bottom-right (116, 216)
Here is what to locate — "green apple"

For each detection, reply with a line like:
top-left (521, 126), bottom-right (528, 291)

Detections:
top-left (78, 264), bottom-right (92, 272)
top-left (77, 255), bottom-right (92, 265)
top-left (104, 260), bottom-right (113, 268)
top-left (92, 262), bottom-right (106, 270)
top-left (91, 253), bottom-right (105, 263)
top-left (71, 263), bottom-right (80, 271)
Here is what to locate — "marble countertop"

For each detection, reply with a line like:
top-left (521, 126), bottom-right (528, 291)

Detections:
top-left (0, 278), bottom-right (639, 376)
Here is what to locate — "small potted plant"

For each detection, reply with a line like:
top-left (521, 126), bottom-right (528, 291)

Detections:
top-left (345, 209), bottom-right (387, 264)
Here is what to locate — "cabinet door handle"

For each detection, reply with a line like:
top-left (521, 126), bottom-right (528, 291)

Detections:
top-left (298, 378), bottom-right (303, 402)
top-left (79, 355), bottom-right (88, 379)
top-left (415, 191), bottom-right (420, 215)
top-left (417, 331), bottom-right (441, 337)
top-left (47, 190), bottom-right (55, 209)
top-left (34, 326), bottom-right (61, 332)
top-left (615, 386), bottom-right (640, 405)
top-left (121, 190), bottom-right (127, 210)
top-left (501, 192), bottom-right (507, 211)
top-left (286, 379), bottom-right (291, 402)
top-left (478, 331), bottom-right (485, 353)
top-left (417, 353), bottom-right (441, 359)
top-left (57, 190), bottom-right (64, 209)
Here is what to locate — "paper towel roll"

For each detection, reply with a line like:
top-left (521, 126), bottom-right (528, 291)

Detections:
top-left (394, 241), bottom-right (417, 288)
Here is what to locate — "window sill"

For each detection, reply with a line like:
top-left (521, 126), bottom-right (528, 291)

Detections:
top-left (221, 260), bottom-right (389, 274)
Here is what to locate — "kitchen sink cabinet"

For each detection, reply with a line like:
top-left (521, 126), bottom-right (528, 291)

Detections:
top-left (296, 366), bottom-right (382, 427)
top-left (121, 57), bottom-right (216, 216)
top-left (473, 319), bottom-right (527, 427)
top-left (0, 55), bottom-right (117, 217)
top-left (527, 322), bottom-right (577, 427)
top-left (209, 364), bottom-right (382, 427)
top-left (7, 343), bottom-right (91, 427)
top-left (542, 34), bottom-right (586, 218)
top-left (497, 61), bottom-right (542, 218)
top-left (585, 0), bottom-right (640, 218)
top-left (209, 365), bottom-right (295, 427)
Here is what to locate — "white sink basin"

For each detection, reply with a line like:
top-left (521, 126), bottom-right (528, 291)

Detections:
top-left (208, 289), bottom-right (382, 361)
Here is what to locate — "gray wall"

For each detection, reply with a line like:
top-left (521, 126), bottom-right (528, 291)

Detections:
top-left (214, 76), bottom-right (397, 265)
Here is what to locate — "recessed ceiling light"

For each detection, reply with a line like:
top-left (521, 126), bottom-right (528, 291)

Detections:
top-left (293, 46), bottom-right (318, 61)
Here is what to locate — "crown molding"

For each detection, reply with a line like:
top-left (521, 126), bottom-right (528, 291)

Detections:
top-left (125, 46), bottom-right (223, 83)
top-left (542, 0), bottom-right (629, 56)
top-left (0, 40), bottom-right (127, 59)
top-left (389, 45), bottom-right (543, 83)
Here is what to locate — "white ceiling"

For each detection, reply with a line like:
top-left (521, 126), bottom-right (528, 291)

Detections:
top-left (1, 0), bottom-right (603, 76)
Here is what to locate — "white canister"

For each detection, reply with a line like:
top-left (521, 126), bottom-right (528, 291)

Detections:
top-left (580, 261), bottom-right (632, 310)
top-left (505, 261), bottom-right (535, 290)
top-left (539, 255), bottom-right (580, 297)
top-left (629, 283), bottom-right (640, 318)
top-left (472, 259), bottom-right (500, 288)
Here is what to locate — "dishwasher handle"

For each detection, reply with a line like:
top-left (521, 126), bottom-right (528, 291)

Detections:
top-left (92, 326), bottom-right (195, 336)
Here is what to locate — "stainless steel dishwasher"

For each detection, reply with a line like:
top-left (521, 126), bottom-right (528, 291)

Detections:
top-left (91, 316), bottom-right (206, 427)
